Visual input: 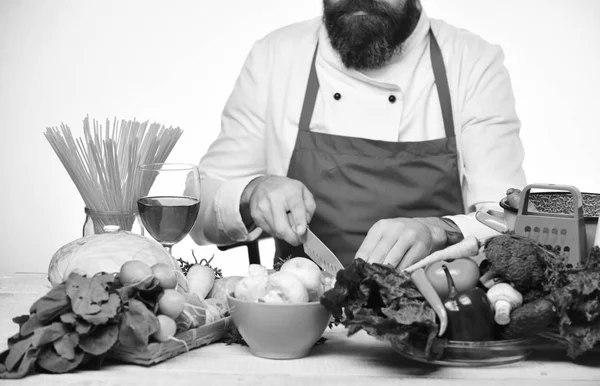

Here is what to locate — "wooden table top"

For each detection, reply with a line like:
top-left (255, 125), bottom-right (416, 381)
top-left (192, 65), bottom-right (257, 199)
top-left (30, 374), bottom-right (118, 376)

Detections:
top-left (1, 273), bottom-right (599, 385)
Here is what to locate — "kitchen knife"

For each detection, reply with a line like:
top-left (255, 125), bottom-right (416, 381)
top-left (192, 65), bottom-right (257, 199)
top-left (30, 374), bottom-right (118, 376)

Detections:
top-left (302, 228), bottom-right (344, 276)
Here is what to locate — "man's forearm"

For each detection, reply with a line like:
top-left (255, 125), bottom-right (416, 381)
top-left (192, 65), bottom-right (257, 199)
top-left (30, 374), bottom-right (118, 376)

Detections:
top-left (239, 176), bottom-right (266, 231)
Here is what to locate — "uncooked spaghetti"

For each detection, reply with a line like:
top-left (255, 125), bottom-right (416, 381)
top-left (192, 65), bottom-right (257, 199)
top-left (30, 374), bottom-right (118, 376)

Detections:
top-left (45, 116), bottom-right (183, 220)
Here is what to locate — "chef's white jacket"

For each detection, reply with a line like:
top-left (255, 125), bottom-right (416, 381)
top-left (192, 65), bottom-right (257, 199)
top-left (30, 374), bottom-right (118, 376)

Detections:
top-left (190, 11), bottom-right (527, 247)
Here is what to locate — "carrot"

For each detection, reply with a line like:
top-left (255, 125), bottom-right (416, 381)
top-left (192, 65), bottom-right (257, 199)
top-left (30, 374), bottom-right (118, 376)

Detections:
top-left (410, 268), bottom-right (448, 337)
top-left (403, 235), bottom-right (480, 274)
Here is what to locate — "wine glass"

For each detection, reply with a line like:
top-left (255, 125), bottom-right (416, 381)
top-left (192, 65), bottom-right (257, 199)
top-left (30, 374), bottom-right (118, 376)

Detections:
top-left (137, 163), bottom-right (201, 255)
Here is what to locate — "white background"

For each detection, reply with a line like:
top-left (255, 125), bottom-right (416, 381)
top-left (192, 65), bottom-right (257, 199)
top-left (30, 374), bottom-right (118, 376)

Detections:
top-left (1, 0), bottom-right (599, 277)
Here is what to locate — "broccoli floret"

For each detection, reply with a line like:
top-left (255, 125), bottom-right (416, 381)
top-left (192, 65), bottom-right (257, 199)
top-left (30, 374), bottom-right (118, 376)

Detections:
top-left (483, 234), bottom-right (548, 293)
top-left (522, 288), bottom-right (546, 304)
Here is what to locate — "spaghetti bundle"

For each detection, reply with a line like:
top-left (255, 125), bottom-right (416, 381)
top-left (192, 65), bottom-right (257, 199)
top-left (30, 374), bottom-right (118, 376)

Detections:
top-left (45, 116), bottom-right (183, 224)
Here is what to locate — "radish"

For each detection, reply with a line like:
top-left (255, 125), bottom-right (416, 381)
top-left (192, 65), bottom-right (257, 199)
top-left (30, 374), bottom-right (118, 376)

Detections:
top-left (204, 297), bottom-right (229, 319)
top-left (152, 315), bottom-right (189, 351)
top-left (203, 299), bottom-right (225, 324)
top-left (403, 236), bottom-right (480, 274)
top-left (161, 291), bottom-right (212, 330)
top-left (187, 264), bottom-right (216, 299)
top-left (157, 289), bottom-right (186, 319)
top-left (156, 291), bottom-right (216, 338)
top-left (175, 293), bottom-right (208, 329)
top-left (151, 263), bottom-right (178, 289)
top-left (119, 260), bottom-right (153, 288)
top-left (153, 315), bottom-right (177, 342)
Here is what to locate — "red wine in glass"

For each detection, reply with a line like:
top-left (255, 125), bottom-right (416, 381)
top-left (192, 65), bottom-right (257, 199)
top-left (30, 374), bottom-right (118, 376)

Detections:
top-left (138, 163), bottom-right (201, 255)
top-left (137, 196), bottom-right (200, 246)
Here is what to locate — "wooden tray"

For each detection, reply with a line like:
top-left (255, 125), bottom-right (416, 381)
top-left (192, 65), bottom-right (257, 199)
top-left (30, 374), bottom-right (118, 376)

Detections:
top-left (108, 316), bottom-right (232, 366)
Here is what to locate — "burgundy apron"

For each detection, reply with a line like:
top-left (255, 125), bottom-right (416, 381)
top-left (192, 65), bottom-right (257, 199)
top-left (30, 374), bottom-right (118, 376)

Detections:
top-left (274, 30), bottom-right (465, 267)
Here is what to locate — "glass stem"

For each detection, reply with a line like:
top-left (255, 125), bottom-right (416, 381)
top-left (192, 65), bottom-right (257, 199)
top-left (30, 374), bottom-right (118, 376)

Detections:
top-left (164, 245), bottom-right (173, 256)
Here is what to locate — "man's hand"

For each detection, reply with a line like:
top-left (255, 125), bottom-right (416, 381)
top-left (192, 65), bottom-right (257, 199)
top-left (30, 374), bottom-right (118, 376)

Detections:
top-left (240, 176), bottom-right (316, 246)
top-left (355, 217), bottom-right (463, 270)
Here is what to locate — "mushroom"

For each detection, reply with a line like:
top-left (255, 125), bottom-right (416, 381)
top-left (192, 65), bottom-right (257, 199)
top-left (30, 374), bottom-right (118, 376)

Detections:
top-left (486, 283), bottom-right (523, 325)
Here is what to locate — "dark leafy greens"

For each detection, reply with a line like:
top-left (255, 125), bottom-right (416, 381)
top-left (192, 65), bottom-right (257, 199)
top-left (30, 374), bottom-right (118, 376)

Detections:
top-left (543, 246), bottom-right (600, 359)
top-left (320, 258), bottom-right (445, 360)
top-left (0, 272), bottom-right (161, 379)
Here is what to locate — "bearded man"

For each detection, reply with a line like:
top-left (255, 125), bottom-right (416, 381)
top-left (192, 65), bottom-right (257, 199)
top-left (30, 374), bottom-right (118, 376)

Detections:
top-left (190, 0), bottom-right (527, 270)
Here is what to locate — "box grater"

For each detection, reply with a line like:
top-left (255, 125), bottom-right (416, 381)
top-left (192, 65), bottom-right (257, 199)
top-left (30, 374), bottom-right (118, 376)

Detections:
top-left (514, 183), bottom-right (587, 265)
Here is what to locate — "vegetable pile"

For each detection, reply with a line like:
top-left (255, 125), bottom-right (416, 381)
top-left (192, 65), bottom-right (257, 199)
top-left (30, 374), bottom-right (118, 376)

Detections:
top-left (320, 236), bottom-right (490, 361)
top-left (320, 230), bottom-right (600, 362)
top-left (0, 257), bottom-right (229, 379)
top-left (483, 234), bottom-right (600, 359)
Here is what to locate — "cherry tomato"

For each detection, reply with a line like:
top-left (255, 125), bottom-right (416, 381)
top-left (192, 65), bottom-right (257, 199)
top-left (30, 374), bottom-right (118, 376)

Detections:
top-left (425, 258), bottom-right (480, 300)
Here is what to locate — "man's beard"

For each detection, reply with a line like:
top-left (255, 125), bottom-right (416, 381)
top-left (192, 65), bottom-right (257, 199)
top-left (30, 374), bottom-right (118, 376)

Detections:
top-left (323, 0), bottom-right (421, 71)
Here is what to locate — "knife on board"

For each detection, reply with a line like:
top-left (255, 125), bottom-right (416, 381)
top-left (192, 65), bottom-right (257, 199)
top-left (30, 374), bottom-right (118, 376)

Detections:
top-left (302, 228), bottom-right (344, 277)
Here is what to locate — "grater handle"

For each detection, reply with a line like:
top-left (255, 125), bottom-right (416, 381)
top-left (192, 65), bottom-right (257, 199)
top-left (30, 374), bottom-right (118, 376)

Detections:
top-left (475, 210), bottom-right (509, 233)
top-left (518, 183), bottom-right (584, 219)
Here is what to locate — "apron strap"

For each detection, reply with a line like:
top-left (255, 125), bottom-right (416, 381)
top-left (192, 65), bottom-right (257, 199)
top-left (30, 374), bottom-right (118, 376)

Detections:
top-left (298, 29), bottom-right (455, 138)
top-left (429, 30), bottom-right (456, 138)
top-left (298, 44), bottom-right (320, 132)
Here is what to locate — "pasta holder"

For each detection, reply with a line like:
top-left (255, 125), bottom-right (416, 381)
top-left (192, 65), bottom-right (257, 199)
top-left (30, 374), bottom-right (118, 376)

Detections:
top-left (514, 183), bottom-right (587, 265)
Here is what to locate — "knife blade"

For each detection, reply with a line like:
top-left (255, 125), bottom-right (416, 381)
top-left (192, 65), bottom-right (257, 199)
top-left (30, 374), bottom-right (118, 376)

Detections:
top-left (302, 228), bottom-right (344, 276)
